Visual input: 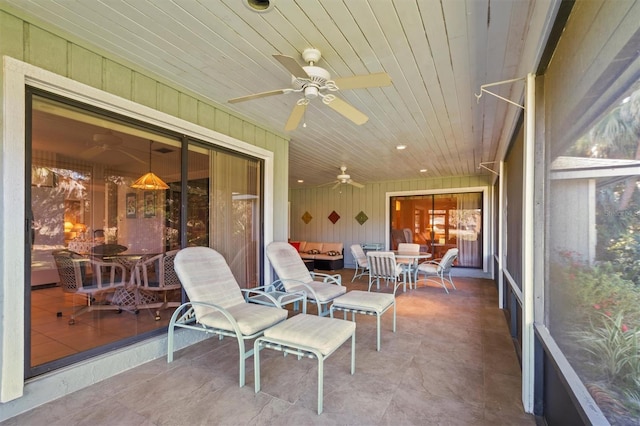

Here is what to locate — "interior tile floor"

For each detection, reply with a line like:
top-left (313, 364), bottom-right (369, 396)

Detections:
top-left (4, 271), bottom-right (536, 425)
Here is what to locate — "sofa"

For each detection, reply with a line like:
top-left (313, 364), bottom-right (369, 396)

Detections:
top-left (292, 241), bottom-right (344, 270)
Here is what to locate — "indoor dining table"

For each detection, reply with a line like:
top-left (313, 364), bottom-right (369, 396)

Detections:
top-left (104, 252), bottom-right (159, 308)
top-left (392, 250), bottom-right (432, 289)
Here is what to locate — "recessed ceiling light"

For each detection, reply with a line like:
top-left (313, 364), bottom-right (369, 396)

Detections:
top-left (396, 144), bottom-right (407, 150)
top-left (297, 179), bottom-right (304, 183)
top-left (419, 169), bottom-right (427, 173)
top-left (244, 0), bottom-right (274, 12)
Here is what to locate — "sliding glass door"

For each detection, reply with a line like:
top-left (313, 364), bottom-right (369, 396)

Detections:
top-left (390, 192), bottom-right (483, 267)
top-left (27, 90), bottom-right (263, 377)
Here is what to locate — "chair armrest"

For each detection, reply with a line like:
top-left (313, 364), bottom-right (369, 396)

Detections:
top-left (311, 272), bottom-right (342, 285)
top-left (241, 287), bottom-right (281, 307)
top-left (277, 278), bottom-right (323, 302)
top-left (171, 301), bottom-right (245, 337)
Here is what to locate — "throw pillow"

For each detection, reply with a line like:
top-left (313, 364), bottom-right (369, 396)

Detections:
top-left (326, 250), bottom-right (338, 256)
top-left (307, 249), bottom-right (319, 254)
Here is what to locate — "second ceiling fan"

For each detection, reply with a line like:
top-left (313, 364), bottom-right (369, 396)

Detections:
top-left (228, 48), bottom-right (392, 131)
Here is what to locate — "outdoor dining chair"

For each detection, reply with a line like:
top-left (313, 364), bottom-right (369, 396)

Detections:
top-left (415, 247), bottom-right (459, 293)
top-left (350, 244), bottom-right (369, 282)
top-left (367, 251), bottom-right (406, 292)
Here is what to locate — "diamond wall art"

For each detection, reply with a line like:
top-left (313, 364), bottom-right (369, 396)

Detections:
top-left (301, 211), bottom-right (313, 224)
top-left (355, 211), bottom-right (368, 225)
top-left (328, 211), bottom-right (340, 224)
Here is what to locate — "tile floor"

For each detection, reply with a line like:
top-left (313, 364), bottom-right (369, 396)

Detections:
top-left (30, 285), bottom-right (174, 366)
top-left (5, 272), bottom-right (536, 425)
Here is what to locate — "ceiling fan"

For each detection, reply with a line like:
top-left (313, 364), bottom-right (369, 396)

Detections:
top-left (321, 166), bottom-right (364, 189)
top-left (228, 48), bottom-right (392, 131)
top-left (79, 130), bottom-right (145, 164)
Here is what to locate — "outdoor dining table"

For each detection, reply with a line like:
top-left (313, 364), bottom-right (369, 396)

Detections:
top-left (392, 250), bottom-right (432, 289)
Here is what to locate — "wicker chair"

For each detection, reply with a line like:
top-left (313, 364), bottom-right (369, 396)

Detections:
top-left (133, 250), bottom-right (182, 320)
top-left (53, 249), bottom-right (127, 324)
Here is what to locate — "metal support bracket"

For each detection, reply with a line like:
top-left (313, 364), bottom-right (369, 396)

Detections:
top-left (478, 161), bottom-right (499, 176)
top-left (474, 77), bottom-right (526, 109)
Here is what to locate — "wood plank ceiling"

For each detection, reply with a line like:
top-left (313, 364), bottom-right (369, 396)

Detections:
top-left (3, 0), bottom-right (560, 187)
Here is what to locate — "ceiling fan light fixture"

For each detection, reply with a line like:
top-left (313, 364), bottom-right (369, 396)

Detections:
top-left (131, 140), bottom-right (169, 190)
top-left (304, 86), bottom-right (319, 98)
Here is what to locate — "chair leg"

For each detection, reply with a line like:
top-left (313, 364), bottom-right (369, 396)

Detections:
top-left (351, 264), bottom-right (360, 282)
top-left (439, 274), bottom-right (450, 294)
top-left (376, 312), bottom-right (381, 351)
top-left (447, 271), bottom-right (457, 290)
top-left (318, 355), bottom-right (324, 414)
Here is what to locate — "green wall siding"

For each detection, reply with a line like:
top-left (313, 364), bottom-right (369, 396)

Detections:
top-left (0, 8), bottom-right (290, 241)
top-left (290, 174), bottom-right (490, 268)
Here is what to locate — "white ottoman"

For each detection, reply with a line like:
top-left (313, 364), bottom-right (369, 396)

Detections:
top-left (330, 290), bottom-right (396, 351)
top-left (254, 313), bottom-right (356, 414)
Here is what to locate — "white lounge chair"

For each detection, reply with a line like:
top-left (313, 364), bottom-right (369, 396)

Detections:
top-left (168, 246), bottom-right (289, 387)
top-left (266, 241), bottom-right (346, 316)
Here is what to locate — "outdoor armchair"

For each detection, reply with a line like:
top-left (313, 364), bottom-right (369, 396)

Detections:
top-left (415, 247), bottom-right (458, 293)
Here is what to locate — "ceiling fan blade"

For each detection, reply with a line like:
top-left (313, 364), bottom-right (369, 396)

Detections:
top-left (317, 180), bottom-right (339, 188)
top-left (285, 103), bottom-right (306, 131)
top-left (116, 149), bottom-right (147, 165)
top-left (333, 72), bottom-right (392, 90)
top-left (348, 180), bottom-right (365, 189)
top-left (325, 97), bottom-right (369, 125)
top-left (228, 89), bottom-right (287, 104)
top-left (332, 181), bottom-right (341, 190)
top-left (273, 54), bottom-right (309, 79)
top-left (79, 145), bottom-right (105, 159)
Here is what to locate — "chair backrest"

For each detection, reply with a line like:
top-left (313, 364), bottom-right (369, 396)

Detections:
top-left (136, 253), bottom-right (163, 288)
top-left (397, 243), bottom-right (420, 254)
top-left (367, 251), bottom-right (399, 281)
top-left (161, 249), bottom-right (182, 289)
top-left (174, 247), bottom-right (245, 320)
top-left (53, 250), bottom-right (88, 293)
top-left (350, 244), bottom-right (368, 267)
top-left (439, 248), bottom-right (459, 272)
top-left (403, 228), bottom-right (413, 244)
top-left (266, 241), bottom-right (313, 286)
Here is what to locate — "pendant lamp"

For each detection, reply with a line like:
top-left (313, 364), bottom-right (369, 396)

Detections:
top-left (130, 140), bottom-right (169, 190)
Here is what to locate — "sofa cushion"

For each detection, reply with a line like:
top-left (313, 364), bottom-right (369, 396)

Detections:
top-left (303, 242), bottom-right (324, 253)
top-left (289, 241), bottom-right (301, 252)
top-left (322, 242), bottom-right (343, 253)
